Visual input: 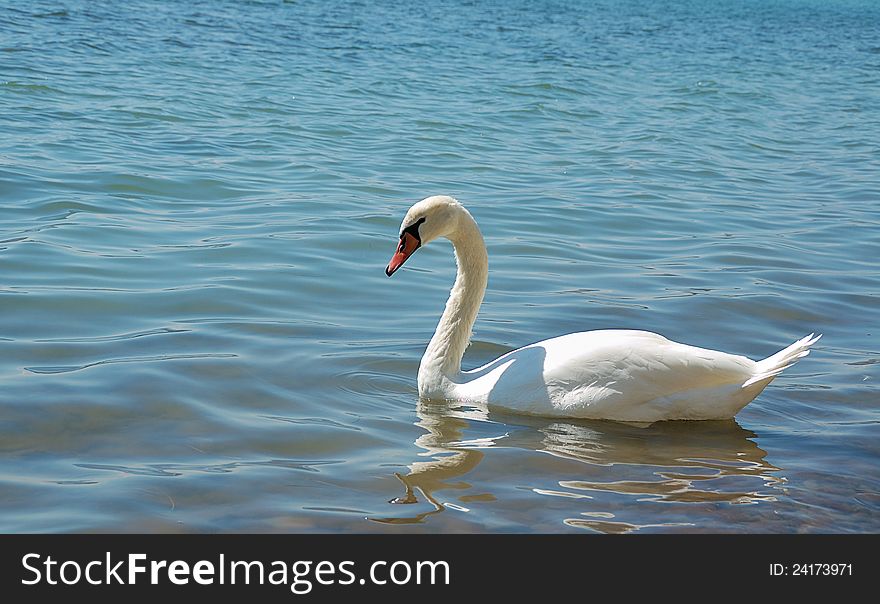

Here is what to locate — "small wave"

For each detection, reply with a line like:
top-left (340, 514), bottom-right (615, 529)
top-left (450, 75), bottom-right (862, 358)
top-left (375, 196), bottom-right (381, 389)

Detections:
top-left (846, 358), bottom-right (880, 366)
top-left (262, 415), bottom-right (362, 431)
top-left (335, 370), bottom-right (414, 397)
top-left (74, 459), bottom-right (342, 478)
top-left (74, 463), bottom-right (181, 477)
top-left (564, 517), bottom-right (695, 534)
top-left (36, 326), bottom-right (190, 344)
top-left (34, 9), bottom-right (69, 18)
top-left (302, 506), bottom-right (371, 514)
top-left (1, 81), bottom-right (62, 94)
top-left (25, 353), bottom-right (237, 375)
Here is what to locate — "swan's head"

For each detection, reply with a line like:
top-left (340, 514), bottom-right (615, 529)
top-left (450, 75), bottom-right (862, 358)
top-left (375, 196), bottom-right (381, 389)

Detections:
top-left (385, 195), bottom-right (467, 277)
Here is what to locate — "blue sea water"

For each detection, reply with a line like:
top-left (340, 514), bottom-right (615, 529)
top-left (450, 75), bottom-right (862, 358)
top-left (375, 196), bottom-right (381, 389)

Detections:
top-left (1, 0), bottom-right (878, 532)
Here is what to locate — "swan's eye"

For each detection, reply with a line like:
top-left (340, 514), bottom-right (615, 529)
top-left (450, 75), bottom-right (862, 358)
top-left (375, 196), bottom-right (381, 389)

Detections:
top-left (400, 217), bottom-right (426, 242)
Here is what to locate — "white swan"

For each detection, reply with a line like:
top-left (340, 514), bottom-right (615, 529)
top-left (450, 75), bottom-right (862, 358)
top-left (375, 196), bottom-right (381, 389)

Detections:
top-left (385, 196), bottom-right (821, 422)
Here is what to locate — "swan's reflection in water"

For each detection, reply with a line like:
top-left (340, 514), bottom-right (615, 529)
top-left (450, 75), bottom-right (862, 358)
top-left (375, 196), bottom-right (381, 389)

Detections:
top-left (372, 404), bottom-right (492, 525)
top-left (372, 400), bottom-right (784, 532)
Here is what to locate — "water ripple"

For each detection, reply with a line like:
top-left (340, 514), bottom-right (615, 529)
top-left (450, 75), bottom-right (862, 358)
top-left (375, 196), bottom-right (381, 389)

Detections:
top-left (35, 326), bottom-right (190, 343)
top-left (25, 353), bottom-right (237, 375)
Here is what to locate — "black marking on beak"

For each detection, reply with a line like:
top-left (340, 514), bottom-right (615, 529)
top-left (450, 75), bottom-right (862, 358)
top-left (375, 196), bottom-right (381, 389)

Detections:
top-left (400, 216), bottom-right (426, 241)
top-left (386, 217), bottom-right (425, 277)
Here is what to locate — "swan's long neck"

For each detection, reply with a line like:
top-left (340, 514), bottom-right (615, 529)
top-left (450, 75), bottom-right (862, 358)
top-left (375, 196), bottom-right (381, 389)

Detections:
top-left (419, 214), bottom-right (488, 389)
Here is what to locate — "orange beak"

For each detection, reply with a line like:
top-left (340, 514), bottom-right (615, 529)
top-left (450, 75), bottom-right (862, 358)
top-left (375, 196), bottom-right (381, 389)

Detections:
top-left (385, 231), bottom-right (420, 276)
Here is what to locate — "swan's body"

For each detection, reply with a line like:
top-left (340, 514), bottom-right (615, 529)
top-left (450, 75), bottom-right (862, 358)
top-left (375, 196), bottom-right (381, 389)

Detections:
top-left (386, 196), bottom-right (820, 422)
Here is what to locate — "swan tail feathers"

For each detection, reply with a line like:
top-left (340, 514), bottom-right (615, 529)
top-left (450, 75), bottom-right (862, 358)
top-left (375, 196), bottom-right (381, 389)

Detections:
top-left (742, 333), bottom-right (821, 388)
